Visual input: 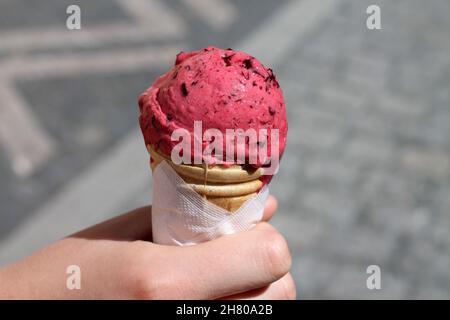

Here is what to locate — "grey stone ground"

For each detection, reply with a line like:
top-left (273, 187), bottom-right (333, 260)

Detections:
top-left (1, 0), bottom-right (450, 299)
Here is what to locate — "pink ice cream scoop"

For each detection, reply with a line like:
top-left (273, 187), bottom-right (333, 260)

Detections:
top-left (139, 46), bottom-right (287, 170)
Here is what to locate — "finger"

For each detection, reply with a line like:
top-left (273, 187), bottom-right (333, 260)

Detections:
top-left (152, 222), bottom-right (291, 299)
top-left (71, 206), bottom-right (152, 241)
top-left (262, 195), bottom-right (278, 222)
top-left (222, 273), bottom-right (296, 300)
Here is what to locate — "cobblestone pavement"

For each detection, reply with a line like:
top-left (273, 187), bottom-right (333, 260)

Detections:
top-left (270, 0), bottom-right (450, 299)
top-left (1, 0), bottom-right (450, 299)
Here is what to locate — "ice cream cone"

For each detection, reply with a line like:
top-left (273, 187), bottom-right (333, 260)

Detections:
top-left (147, 145), bottom-right (264, 212)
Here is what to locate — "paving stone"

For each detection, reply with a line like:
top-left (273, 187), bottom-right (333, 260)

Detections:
top-left (401, 148), bottom-right (450, 182)
top-left (302, 156), bottom-right (359, 188)
top-left (277, 0), bottom-right (450, 298)
top-left (343, 134), bottom-right (394, 166)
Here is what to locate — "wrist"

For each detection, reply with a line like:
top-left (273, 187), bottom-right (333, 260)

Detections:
top-left (0, 264), bottom-right (18, 299)
top-left (0, 249), bottom-right (67, 299)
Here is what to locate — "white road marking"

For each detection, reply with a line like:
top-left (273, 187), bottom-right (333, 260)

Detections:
top-left (0, 45), bottom-right (179, 178)
top-left (0, 0), bottom-right (185, 177)
top-left (117, 0), bottom-right (185, 34)
top-left (237, 0), bottom-right (341, 67)
top-left (1, 45), bottom-right (181, 80)
top-left (0, 0), bottom-right (185, 52)
top-left (180, 0), bottom-right (237, 31)
top-left (0, 81), bottom-right (56, 177)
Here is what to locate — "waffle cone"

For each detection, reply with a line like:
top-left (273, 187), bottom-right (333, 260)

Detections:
top-left (147, 145), bottom-right (264, 212)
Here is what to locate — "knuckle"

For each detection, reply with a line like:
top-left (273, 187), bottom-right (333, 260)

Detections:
top-left (129, 263), bottom-right (184, 299)
top-left (129, 269), bottom-right (157, 299)
top-left (258, 224), bottom-right (292, 279)
top-left (117, 252), bottom-right (154, 299)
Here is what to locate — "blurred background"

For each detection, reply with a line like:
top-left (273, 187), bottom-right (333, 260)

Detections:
top-left (1, 0), bottom-right (450, 299)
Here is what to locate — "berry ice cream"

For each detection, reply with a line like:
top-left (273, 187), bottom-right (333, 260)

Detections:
top-left (139, 46), bottom-right (287, 169)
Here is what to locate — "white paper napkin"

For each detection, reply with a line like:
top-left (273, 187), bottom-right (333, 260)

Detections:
top-left (151, 161), bottom-right (269, 245)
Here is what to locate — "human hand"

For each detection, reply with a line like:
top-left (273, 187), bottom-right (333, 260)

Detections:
top-left (0, 195), bottom-right (295, 299)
